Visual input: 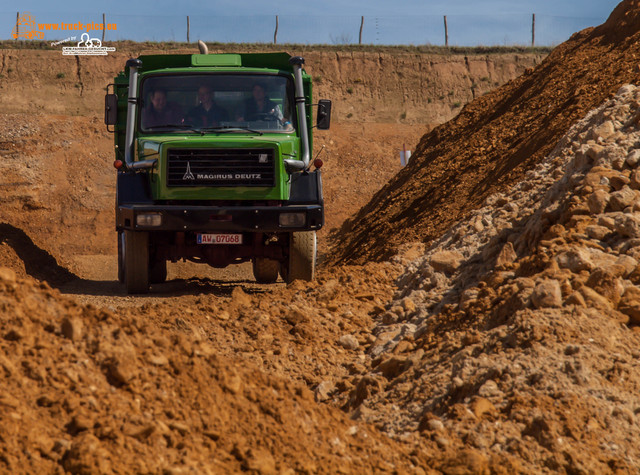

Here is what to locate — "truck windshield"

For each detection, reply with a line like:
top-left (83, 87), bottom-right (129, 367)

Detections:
top-left (140, 74), bottom-right (295, 134)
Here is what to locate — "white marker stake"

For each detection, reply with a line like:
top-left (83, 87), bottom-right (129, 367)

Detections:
top-left (400, 143), bottom-right (412, 167)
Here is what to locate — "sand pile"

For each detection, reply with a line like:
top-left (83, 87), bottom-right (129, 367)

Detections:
top-left (329, 0), bottom-right (640, 266)
top-left (0, 266), bottom-right (421, 474)
top-left (336, 84), bottom-right (640, 472)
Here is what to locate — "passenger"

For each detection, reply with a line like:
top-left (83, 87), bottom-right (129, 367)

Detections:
top-left (237, 84), bottom-right (291, 129)
top-left (186, 85), bottom-right (228, 128)
top-left (142, 88), bottom-right (184, 129)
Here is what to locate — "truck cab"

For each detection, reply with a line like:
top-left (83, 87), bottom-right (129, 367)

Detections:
top-left (105, 52), bottom-right (331, 293)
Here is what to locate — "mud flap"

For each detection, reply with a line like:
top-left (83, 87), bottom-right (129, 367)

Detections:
top-left (288, 170), bottom-right (323, 205)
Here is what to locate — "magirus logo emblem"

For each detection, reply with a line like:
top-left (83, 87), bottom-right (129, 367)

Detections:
top-left (183, 162), bottom-right (195, 180)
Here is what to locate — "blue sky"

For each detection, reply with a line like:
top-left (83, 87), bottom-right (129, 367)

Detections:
top-left (1, 1), bottom-right (622, 45)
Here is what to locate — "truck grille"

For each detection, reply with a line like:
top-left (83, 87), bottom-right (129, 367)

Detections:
top-left (167, 148), bottom-right (276, 187)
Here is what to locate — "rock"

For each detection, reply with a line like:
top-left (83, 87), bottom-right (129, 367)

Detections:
top-left (168, 421), bottom-right (189, 435)
top-left (146, 353), bottom-right (169, 366)
top-left (618, 287), bottom-right (640, 324)
top-left (598, 215), bottom-right (616, 230)
top-left (231, 287), bottom-right (252, 307)
top-left (435, 436), bottom-right (450, 448)
top-left (222, 372), bottom-right (243, 395)
top-left (477, 379), bottom-right (503, 398)
top-left (337, 334), bottom-right (359, 350)
top-left (591, 120), bottom-right (615, 141)
top-left (585, 225), bottom-right (611, 240)
top-left (470, 397), bottom-right (496, 418)
top-left (401, 297), bottom-right (416, 313)
top-left (615, 255), bottom-right (638, 276)
top-left (426, 419), bottom-right (444, 431)
top-left (376, 356), bottom-right (413, 379)
top-left (609, 186), bottom-right (637, 211)
top-left (610, 174), bottom-right (631, 191)
top-left (565, 291), bottom-right (586, 307)
top-left (216, 310), bottom-right (230, 321)
top-left (314, 380), bottom-right (335, 402)
top-left (429, 250), bottom-right (464, 274)
top-left (284, 307), bottom-right (308, 326)
top-left (556, 249), bottom-right (594, 272)
top-left (630, 169), bottom-right (640, 189)
top-left (0, 267), bottom-right (16, 282)
top-left (612, 155), bottom-right (627, 171)
top-left (614, 214), bottom-right (640, 238)
top-left (104, 357), bottom-right (137, 386)
top-left (531, 280), bottom-right (562, 308)
top-left (586, 144), bottom-right (605, 160)
top-left (579, 286), bottom-right (613, 310)
top-left (67, 413), bottom-right (93, 434)
top-left (627, 149), bottom-right (640, 168)
top-left (496, 242), bottom-right (517, 268)
top-left (61, 317), bottom-right (83, 341)
top-left (317, 279), bottom-right (339, 302)
top-left (586, 268), bottom-right (623, 305)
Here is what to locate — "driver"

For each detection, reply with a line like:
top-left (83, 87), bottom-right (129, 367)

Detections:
top-left (186, 85), bottom-right (228, 127)
top-left (142, 88), bottom-right (184, 129)
top-left (237, 83), bottom-right (285, 123)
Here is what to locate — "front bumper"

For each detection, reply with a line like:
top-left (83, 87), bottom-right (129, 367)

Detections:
top-left (116, 204), bottom-right (324, 232)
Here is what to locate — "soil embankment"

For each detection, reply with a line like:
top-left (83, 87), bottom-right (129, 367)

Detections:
top-left (328, 1), bottom-right (640, 265)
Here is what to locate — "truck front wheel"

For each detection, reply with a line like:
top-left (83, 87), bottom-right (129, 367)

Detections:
top-left (282, 231), bottom-right (317, 284)
top-left (252, 258), bottom-right (279, 283)
top-left (123, 230), bottom-right (150, 294)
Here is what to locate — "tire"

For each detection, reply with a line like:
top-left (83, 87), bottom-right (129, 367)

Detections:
top-left (117, 231), bottom-right (124, 283)
top-left (283, 231), bottom-right (317, 284)
top-left (123, 230), bottom-right (149, 294)
top-left (252, 257), bottom-right (279, 284)
top-left (149, 257), bottom-right (167, 284)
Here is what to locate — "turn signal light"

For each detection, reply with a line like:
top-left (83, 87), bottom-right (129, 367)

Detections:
top-left (113, 160), bottom-right (123, 169)
top-left (313, 158), bottom-right (324, 169)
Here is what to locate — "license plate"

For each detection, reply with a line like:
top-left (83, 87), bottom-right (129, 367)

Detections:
top-left (197, 233), bottom-right (243, 245)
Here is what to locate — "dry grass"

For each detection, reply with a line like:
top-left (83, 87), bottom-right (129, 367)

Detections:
top-left (0, 39), bottom-right (553, 55)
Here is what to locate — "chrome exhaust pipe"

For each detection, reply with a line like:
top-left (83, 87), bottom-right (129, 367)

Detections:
top-left (286, 56), bottom-right (309, 173)
top-left (124, 58), bottom-right (142, 169)
top-left (124, 58), bottom-right (156, 170)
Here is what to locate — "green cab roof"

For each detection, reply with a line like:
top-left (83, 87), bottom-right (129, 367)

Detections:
top-left (135, 52), bottom-right (295, 73)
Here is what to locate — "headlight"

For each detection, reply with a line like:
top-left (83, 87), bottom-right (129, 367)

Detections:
top-left (136, 213), bottom-right (163, 226)
top-left (279, 212), bottom-right (305, 227)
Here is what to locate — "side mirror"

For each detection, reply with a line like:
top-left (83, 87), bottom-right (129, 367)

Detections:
top-left (316, 99), bottom-right (332, 130)
top-left (104, 93), bottom-right (118, 126)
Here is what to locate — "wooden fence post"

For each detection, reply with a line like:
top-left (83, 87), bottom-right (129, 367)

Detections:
top-left (187, 16), bottom-right (190, 43)
top-left (359, 16), bottom-right (364, 44)
top-left (15, 12), bottom-right (19, 40)
top-left (274, 15), bottom-right (278, 44)
top-left (531, 13), bottom-right (535, 47)
top-left (102, 13), bottom-right (106, 42)
top-left (444, 15), bottom-right (448, 47)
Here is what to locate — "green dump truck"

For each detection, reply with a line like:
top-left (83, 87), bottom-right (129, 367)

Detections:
top-left (105, 50), bottom-right (331, 294)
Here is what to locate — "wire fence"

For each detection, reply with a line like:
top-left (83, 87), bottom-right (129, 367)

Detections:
top-left (3, 11), bottom-right (605, 47)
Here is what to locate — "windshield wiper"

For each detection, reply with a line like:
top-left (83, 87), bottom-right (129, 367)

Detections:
top-left (198, 126), bottom-right (264, 136)
top-left (145, 124), bottom-right (198, 132)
